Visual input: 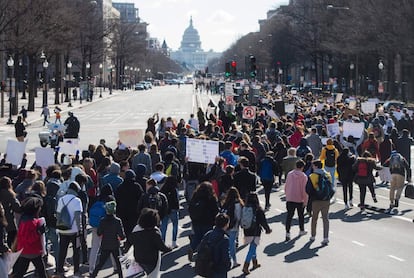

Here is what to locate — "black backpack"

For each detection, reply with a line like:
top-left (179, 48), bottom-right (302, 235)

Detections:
top-left (189, 199), bottom-right (205, 222)
top-left (195, 231), bottom-right (222, 277)
top-left (147, 192), bottom-right (162, 211)
top-left (325, 148), bottom-right (336, 167)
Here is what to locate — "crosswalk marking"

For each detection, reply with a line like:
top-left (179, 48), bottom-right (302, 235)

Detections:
top-left (388, 255), bottom-right (405, 262)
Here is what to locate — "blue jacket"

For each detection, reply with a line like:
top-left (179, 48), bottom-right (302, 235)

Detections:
top-left (101, 173), bottom-right (123, 193)
top-left (220, 150), bottom-right (238, 166)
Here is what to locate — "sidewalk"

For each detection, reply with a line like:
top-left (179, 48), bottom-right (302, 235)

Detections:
top-left (0, 87), bottom-right (121, 128)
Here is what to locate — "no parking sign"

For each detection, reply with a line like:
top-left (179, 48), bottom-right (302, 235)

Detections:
top-left (243, 106), bottom-right (256, 120)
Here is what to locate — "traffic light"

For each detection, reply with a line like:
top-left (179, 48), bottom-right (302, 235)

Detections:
top-left (230, 60), bottom-right (237, 77)
top-left (249, 55), bottom-right (257, 78)
top-left (225, 62), bottom-right (231, 77)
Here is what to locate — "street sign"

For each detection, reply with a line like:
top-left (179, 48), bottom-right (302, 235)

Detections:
top-left (243, 106), bottom-right (256, 120)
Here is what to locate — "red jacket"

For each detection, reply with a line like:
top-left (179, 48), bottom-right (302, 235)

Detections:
top-left (17, 217), bottom-right (44, 255)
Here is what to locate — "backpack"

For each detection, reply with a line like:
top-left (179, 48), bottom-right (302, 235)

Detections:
top-left (389, 154), bottom-right (403, 172)
top-left (44, 194), bottom-right (58, 228)
top-left (195, 231), bottom-right (222, 277)
top-left (314, 174), bottom-right (335, 201)
top-left (324, 148), bottom-right (336, 167)
top-left (89, 201), bottom-right (106, 228)
top-left (357, 160), bottom-right (369, 177)
top-left (240, 206), bottom-right (256, 230)
top-left (56, 196), bottom-right (75, 230)
top-left (147, 192), bottom-right (163, 211)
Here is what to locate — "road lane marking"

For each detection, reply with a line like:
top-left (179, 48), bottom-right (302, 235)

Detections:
top-left (388, 255), bottom-right (405, 262)
top-left (352, 240), bottom-right (365, 247)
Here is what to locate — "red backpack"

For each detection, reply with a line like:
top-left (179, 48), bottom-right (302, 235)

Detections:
top-left (357, 160), bottom-right (368, 177)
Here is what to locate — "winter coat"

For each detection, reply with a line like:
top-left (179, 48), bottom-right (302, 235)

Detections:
top-left (233, 168), bottom-right (257, 200)
top-left (395, 135), bottom-right (413, 165)
top-left (258, 155), bottom-right (277, 182)
top-left (352, 158), bottom-right (381, 185)
top-left (0, 189), bottom-right (21, 232)
top-left (336, 153), bottom-right (356, 183)
top-left (97, 214), bottom-right (125, 250)
top-left (201, 227), bottom-right (231, 275)
top-left (243, 206), bottom-right (271, 238)
top-left (129, 226), bottom-right (171, 274)
top-left (306, 133), bottom-right (323, 158)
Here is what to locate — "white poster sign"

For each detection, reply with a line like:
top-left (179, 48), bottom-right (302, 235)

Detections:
top-left (186, 138), bottom-right (219, 164)
top-left (35, 147), bottom-right (55, 168)
top-left (118, 129), bottom-right (144, 148)
top-left (316, 103), bottom-right (325, 111)
top-left (343, 121), bottom-right (365, 138)
top-left (368, 98), bottom-right (380, 104)
top-left (335, 93), bottom-right (343, 103)
top-left (392, 111), bottom-right (402, 120)
top-left (5, 140), bottom-right (27, 166)
top-left (267, 109), bottom-right (279, 119)
top-left (361, 101), bottom-right (376, 114)
top-left (348, 100), bottom-right (357, 110)
top-left (285, 104), bottom-right (295, 114)
top-left (326, 123), bottom-right (340, 138)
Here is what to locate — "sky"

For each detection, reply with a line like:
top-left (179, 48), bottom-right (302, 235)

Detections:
top-left (121, 0), bottom-right (290, 52)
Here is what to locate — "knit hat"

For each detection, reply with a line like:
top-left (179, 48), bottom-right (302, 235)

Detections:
top-left (125, 169), bottom-right (136, 180)
top-left (105, 201), bottom-right (117, 215)
top-left (109, 162), bottom-right (120, 174)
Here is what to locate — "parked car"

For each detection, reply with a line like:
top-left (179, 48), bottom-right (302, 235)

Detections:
top-left (135, 83), bottom-right (145, 90)
top-left (382, 100), bottom-right (404, 110)
top-left (143, 81), bottom-right (152, 89)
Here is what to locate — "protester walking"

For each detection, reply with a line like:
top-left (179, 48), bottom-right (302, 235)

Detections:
top-left (336, 148), bottom-right (356, 209)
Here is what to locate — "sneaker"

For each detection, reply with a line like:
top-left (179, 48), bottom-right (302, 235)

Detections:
top-left (172, 241), bottom-right (179, 249)
top-left (299, 230), bottom-right (307, 236)
top-left (349, 200), bottom-right (354, 207)
top-left (321, 238), bottom-right (329, 245)
top-left (232, 262), bottom-right (241, 269)
top-left (345, 203), bottom-right (350, 209)
top-left (373, 196), bottom-right (378, 203)
top-left (187, 249), bottom-right (194, 262)
top-left (309, 236), bottom-right (315, 241)
top-left (285, 232), bottom-right (291, 242)
top-left (395, 199), bottom-right (399, 207)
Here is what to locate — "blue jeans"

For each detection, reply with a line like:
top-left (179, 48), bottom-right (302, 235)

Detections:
top-left (161, 210), bottom-right (179, 242)
top-left (324, 166), bottom-right (336, 186)
top-left (228, 230), bottom-right (238, 263)
top-left (245, 241), bottom-right (257, 263)
top-left (190, 224), bottom-right (212, 251)
top-left (46, 227), bottom-right (59, 266)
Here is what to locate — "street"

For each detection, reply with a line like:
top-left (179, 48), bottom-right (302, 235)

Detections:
top-left (1, 85), bottom-right (413, 277)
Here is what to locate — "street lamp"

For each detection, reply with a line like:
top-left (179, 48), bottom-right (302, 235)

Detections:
top-left (108, 65), bottom-right (113, 95)
top-left (42, 58), bottom-right (49, 107)
top-left (6, 56), bottom-right (14, 125)
top-left (67, 60), bottom-right (72, 107)
top-left (99, 63), bottom-right (103, 97)
top-left (378, 60), bottom-right (384, 96)
top-left (19, 59), bottom-right (26, 100)
top-left (328, 64), bottom-right (333, 93)
top-left (349, 63), bottom-right (354, 93)
top-left (84, 62), bottom-right (90, 104)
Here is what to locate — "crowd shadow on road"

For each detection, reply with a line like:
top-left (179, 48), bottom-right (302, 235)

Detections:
top-left (263, 236), bottom-right (299, 257)
top-left (160, 243), bottom-right (192, 271)
top-left (329, 206), bottom-right (412, 223)
top-left (284, 241), bottom-right (324, 263)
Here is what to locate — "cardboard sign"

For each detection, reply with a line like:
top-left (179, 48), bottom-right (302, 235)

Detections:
top-left (326, 123), bottom-right (340, 138)
top-left (273, 101), bottom-right (285, 115)
top-left (186, 138), bottom-right (219, 164)
top-left (118, 129), bottom-right (144, 148)
top-left (361, 101), bottom-right (376, 114)
top-left (348, 100), bottom-right (357, 110)
top-left (343, 121), bottom-right (365, 138)
top-left (6, 140), bottom-right (27, 166)
top-left (35, 147), bottom-right (55, 168)
top-left (335, 93), bottom-right (343, 103)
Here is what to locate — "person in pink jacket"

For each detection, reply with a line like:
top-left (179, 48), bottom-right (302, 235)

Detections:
top-left (284, 160), bottom-right (309, 241)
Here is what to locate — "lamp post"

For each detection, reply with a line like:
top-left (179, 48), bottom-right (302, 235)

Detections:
top-left (137, 68), bottom-right (140, 82)
top-left (349, 63), bottom-right (354, 94)
top-left (328, 64), bottom-right (333, 94)
top-left (6, 57), bottom-right (14, 125)
top-left (378, 60), bottom-right (384, 97)
top-left (42, 58), bottom-right (49, 108)
top-left (83, 62), bottom-right (90, 104)
top-left (19, 59), bottom-right (26, 100)
top-left (99, 63), bottom-right (103, 97)
top-left (67, 60), bottom-right (72, 107)
top-left (109, 65), bottom-right (113, 95)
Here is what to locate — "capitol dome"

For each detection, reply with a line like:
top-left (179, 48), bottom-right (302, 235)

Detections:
top-left (179, 17), bottom-right (202, 52)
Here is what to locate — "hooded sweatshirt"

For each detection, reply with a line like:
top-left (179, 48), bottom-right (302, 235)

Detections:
top-left (285, 168), bottom-right (309, 204)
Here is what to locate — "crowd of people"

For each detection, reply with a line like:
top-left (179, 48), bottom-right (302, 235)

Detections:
top-left (0, 87), bottom-right (413, 277)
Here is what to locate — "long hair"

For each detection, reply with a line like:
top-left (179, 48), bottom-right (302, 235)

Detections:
top-left (192, 181), bottom-right (217, 202)
top-left (0, 202), bottom-right (8, 227)
top-left (0, 176), bottom-right (16, 197)
top-left (245, 192), bottom-right (261, 210)
top-left (222, 187), bottom-right (244, 209)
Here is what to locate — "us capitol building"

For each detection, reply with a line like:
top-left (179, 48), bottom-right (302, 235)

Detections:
top-left (170, 17), bottom-right (221, 70)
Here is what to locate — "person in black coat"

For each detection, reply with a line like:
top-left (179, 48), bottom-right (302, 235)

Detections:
top-left (129, 208), bottom-right (172, 277)
top-left (115, 170), bottom-right (144, 236)
top-left (233, 157), bottom-right (257, 201)
top-left (395, 129), bottom-right (413, 167)
top-left (336, 148), bottom-right (356, 209)
top-left (160, 176), bottom-right (179, 247)
top-left (14, 116), bottom-right (26, 142)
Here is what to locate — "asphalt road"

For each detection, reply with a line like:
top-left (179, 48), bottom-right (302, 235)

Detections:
top-left (2, 85), bottom-right (413, 277)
